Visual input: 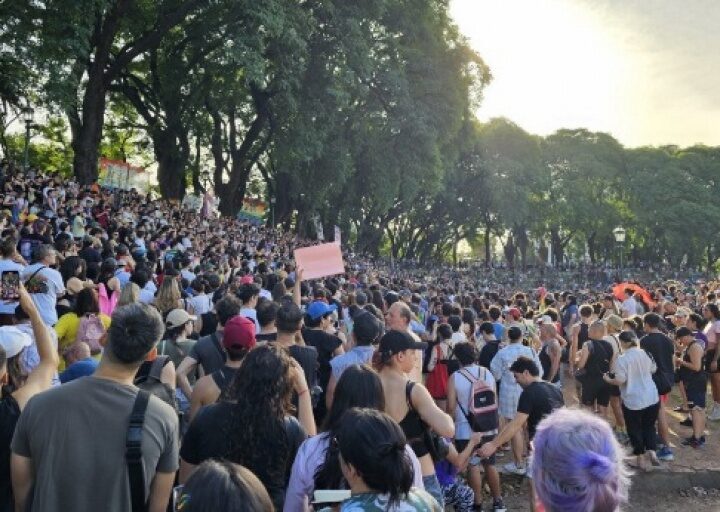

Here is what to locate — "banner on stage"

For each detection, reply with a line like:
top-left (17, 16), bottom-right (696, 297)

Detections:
top-left (294, 243), bottom-right (345, 280)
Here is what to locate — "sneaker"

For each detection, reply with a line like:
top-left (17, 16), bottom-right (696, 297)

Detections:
top-left (492, 498), bottom-right (507, 512)
top-left (708, 405), bottom-right (720, 421)
top-left (657, 446), bottom-right (675, 461)
top-left (502, 462), bottom-right (527, 475)
top-left (679, 417), bottom-right (693, 427)
top-left (681, 436), bottom-right (706, 448)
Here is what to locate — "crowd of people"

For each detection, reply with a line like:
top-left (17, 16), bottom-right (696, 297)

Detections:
top-left (0, 166), bottom-right (717, 512)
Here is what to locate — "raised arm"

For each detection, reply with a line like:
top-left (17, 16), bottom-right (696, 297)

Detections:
top-left (13, 284), bottom-right (59, 410)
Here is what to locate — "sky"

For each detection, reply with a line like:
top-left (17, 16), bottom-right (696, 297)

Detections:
top-left (450, 0), bottom-right (720, 148)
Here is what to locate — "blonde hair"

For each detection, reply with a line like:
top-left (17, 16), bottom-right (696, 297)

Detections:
top-left (117, 283), bottom-right (140, 307)
top-left (155, 278), bottom-right (181, 315)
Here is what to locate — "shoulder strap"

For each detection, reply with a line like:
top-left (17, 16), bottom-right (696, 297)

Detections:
top-left (126, 390), bottom-right (150, 512)
top-left (405, 380), bottom-right (416, 411)
top-left (26, 265), bottom-right (46, 282)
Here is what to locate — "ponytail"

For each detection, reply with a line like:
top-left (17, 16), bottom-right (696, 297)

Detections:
top-left (371, 349), bottom-right (393, 371)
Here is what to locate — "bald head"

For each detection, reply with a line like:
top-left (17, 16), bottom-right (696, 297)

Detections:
top-left (386, 301), bottom-right (412, 330)
top-left (589, 320), bottom-right (607, 340)
top-left (66, 342), bottom-right (91, 365)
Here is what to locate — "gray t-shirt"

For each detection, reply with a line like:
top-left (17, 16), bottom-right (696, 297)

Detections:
top-left (12, 376), bottom-right (179, 512)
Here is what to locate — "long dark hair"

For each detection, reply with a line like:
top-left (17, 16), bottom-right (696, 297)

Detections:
top-left (73, 288), bottom-right (100, 316)
top-left (60, 255), bottom-right (86, 283)
top-left (336, 408), bottom-right (413, 508)
top-left (223, 345), bottom-right (294, 485)
top-left (314, 365), bottom-right (384, 490)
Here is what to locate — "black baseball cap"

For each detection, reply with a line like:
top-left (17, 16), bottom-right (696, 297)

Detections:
top-left (353, 311), bottom-right (383, 345)
top-left (378, 330), bottom-right (427, 355)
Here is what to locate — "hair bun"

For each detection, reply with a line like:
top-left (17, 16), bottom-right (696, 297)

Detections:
top-left (582, 452), bottom-right (613, 483)
top-left (377, 442), bottom-right (404, 457)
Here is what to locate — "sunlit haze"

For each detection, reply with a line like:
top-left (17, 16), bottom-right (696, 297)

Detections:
top-left (450, 0), bottom-right (720, 147)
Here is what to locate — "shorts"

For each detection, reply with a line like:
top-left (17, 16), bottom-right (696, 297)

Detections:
top-left (660, 393), bottom-right (669, 403)
top-left (581, 379), bottom-right (611, 407)
top-left (455, 435), bottom-right (496, 466)
top-left (609, 384), bottom-right (621, 397)
top-left (686, 386), bottom-right (707, 409)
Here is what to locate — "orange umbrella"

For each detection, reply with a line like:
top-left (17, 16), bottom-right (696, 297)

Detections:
top-left (613, 282), bottom-right (655, 307)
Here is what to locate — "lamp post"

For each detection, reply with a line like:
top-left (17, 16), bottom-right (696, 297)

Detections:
top-left (613, 226), bottom-right (626, 281)
top-left (22, 106), bottom-right (34, 171)
top-left (270, 196), bottom-right (276, 227)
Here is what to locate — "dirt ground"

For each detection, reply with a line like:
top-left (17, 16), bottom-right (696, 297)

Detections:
top-left (493, 483), bottom-right (720, 511)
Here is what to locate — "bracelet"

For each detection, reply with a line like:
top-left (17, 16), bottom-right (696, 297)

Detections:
top-left (297, 388), bottom-right (309, 396)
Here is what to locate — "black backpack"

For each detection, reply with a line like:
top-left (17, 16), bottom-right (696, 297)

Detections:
top-left (133, 356), bottom-right (177, 411)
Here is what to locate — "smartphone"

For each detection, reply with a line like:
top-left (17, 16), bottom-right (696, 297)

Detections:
top-left (1, 271), bottom-right (20, 301)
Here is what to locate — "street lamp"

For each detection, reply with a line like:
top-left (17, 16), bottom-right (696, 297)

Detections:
top-left (22, 106), bottom-right (34, 171)
top-left (270, 196), bottom-right (276, 227)
top-left (613, 226), bottom-right (626, 281)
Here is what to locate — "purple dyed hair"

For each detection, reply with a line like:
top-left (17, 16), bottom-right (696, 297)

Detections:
top-left (530, 408), bottom-right (630, 512)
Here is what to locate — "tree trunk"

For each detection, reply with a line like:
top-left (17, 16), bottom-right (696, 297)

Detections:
top-left (72, 66), bottom-right (107, 184)
top-left (587, 231), bottom-right (597, 263)
top-left (154, 123), bottom-right (190, 200)
top-left (503, 235), bottom-right (516, 269)
top-left (550, 228), bottom-right (564, 267)
top-left (484, 224), bottom-right (491, 268)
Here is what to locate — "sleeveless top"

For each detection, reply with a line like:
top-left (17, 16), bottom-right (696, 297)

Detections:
top-left (539, 344), bottom-right (560, 383)
top-left (399, 381), bottom-right (429, 458)
top-left (211, 366), bottom-right (240, 394)
top-left (578, 323), bottom-right (590, 350)
top-left (679, 341), bottom-right (707, 391)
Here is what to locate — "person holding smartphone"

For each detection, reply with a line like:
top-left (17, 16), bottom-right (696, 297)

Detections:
top-left (0, 238), bottom-right (25, 326)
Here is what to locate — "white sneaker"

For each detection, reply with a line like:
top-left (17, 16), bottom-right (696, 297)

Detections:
top-left (708, 404), bottom-right (720, 421)
top-left (502, 462), bottom-right (527, 475)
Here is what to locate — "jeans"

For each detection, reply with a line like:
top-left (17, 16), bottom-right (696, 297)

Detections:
top-left (423, 474), bottom-right (445, 509)
top-left (622, 401), bottom-right (660, 455)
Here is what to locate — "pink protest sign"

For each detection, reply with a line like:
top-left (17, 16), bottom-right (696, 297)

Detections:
top-left (294, 243), bottom-right (345, 280)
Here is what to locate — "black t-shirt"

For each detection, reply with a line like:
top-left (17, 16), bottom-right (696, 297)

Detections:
top-left (478, 340), bottom-right (500, 370)
top-left (301, 328), bottom-right (342, 390)
top-left (180, 402), bottom-right (305, 510)
top-left (517, 381), bottom-right (564, 439)
top-left (640, 332), bottom-right (675, 385)
top-left (0, 395), bottom-right (20, 512)
top-left (78, 246), bottom-right (102, 265)
top-left (270, 343), bottom-right (319, 390)
top-left (188, 332), bottom-right (226, 375)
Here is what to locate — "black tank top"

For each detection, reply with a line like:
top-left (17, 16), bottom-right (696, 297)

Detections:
top-left (399, 381), bottom-right (429, 458)
top-left (539, 344), bottom-right (560, 383)
top-left (679, 341), bottom-right (706, 389)
top-left (578, 323), bottom-right (590, 350)
top-left (211, 365), bottom-right (239, 394)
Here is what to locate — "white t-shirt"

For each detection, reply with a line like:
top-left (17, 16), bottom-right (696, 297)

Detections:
top-left (452, 364), bottom-right (497, 440)
top-left (621, 297), bottom-right (637, 317)
top-left (22, 264), bottom-right (65, 326)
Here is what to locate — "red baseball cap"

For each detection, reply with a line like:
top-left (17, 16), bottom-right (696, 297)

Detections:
top-left (507, 307), bottom-right (522, 320)
top-left (222, 316), bottom-right (256, 351)
top-left (239, 275), bottom-right (254, 285)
